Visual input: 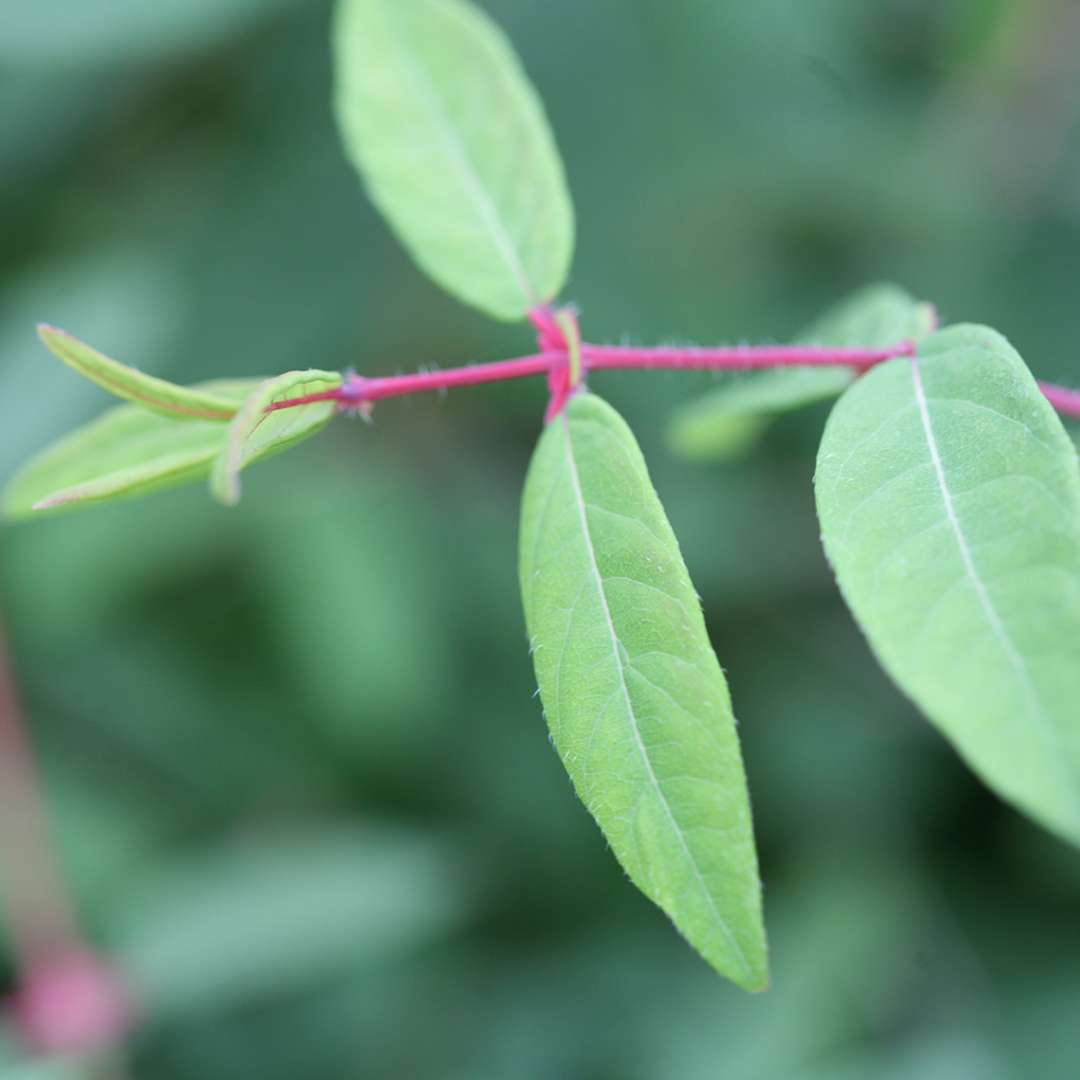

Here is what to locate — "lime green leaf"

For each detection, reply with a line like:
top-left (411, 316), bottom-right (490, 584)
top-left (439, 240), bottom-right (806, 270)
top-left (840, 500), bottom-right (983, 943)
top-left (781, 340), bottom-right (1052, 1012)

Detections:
top-left (37, 325), bottom-right (241, 420)
top-left (209, 370), bottom-right (342, 506)
top-left (4, 381), bottom-right (256, 519)
top-left (816, 325), bottom-right (1080, 845)
top-left (519, 391), bottom-right (767, 989)
top-left (333, 0), bottom-right (574, 321)
top-left (668, 284), bottom-right (937, 462)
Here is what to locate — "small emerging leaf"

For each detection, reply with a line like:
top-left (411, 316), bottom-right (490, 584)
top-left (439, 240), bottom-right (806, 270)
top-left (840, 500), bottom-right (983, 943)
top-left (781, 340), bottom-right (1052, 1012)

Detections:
top-left (333, 0), bottom-right (574, 321)
top-left (4, 381), bottom-right (256, 519)
top-left (520, 391), bottom-right (767, 989)
top-left (37, 325), bottom-right (241, 420)
top-left (668, 284), bottom-right (937, 462)
top-left (816, 325), bottom-right (1080, 846)
top-left (210, 370), bottom-right (342, 507)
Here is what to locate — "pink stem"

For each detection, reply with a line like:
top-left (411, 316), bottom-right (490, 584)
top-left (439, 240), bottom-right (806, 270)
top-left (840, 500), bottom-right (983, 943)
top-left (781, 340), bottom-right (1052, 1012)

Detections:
top-left (263, 340), bottom-right (1080, 423)
top-left (579, 341), bottom-right (914, 372)
top-left (1038, 380), bottom-right (1080, 419)
top-left (265, 352), bottom-right (565, 413)
top-left (0, 622), bottom-right (131, 1056)
top-left (528, 307), bottom-right (566, 353)
top-left (0, 627), bottom-right (82, 976)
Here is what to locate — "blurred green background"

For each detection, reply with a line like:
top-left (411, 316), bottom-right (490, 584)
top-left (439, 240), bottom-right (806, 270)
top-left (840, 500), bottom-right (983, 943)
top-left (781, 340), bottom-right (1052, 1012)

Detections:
top-left (3, 1), bottom-right (1080, 1077)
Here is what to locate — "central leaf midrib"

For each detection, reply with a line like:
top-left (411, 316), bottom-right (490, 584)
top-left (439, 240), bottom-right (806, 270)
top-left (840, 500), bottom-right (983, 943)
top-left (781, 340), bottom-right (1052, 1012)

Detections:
top-left (908, 356), bottom-right (1079, 814)
top-left (558, 411), bottom-right (751, 980)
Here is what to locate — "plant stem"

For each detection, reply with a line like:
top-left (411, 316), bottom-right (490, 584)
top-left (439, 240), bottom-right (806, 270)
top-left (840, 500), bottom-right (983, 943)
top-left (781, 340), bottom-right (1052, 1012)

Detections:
top-left (347, 351), bottom-right (567, 402)
top-left (264, 338), bottom-right (1080, 421)
top-left (264, 352), bottom-right (565, 413)
top-left (578, 341), bottom-right (913, 373)
top-left (0, 622), bottom-right (131, 1062)
top-left (1038, 380), bottom-right (1080, 419)
top-left (270, 341), bottom-right (916, 412)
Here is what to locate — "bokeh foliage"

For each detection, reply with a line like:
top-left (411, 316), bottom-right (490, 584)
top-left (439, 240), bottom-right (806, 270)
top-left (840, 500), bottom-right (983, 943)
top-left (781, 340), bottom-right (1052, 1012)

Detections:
top-left (2, 0), bottom-right (1080, 1076)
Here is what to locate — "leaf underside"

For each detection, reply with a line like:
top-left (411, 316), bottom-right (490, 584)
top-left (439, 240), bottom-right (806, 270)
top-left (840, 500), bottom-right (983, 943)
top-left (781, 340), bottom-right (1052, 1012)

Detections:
top-left (519, 391), bottom-right (767, 990)
top-left (333, 0), bottom-right (574, 321)
top-left (816, 324), bottom-right (1080, 846)
top-left (668, 283), bottom-right (937, 461)
top-left (4, 381), bottom-right (257, 519)
top-left (210, 370), bottom-right (342, 506)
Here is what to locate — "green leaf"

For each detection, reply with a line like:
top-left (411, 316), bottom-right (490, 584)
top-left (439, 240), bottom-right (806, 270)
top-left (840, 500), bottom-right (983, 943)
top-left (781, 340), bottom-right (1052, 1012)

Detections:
top-left (209, 370), bottom-right (342, 506)
top-left (519, 391), bottom-right (767, 989)
top-left (4, 381), bottom-right (256, 519)
top-left (668, 366), bottom-right (854, 461)
top-left (333, 0), bottom-right (574, 321)
top-left (801, 283), bottom-right (937, 351)
top-left (668, 284), bottom-right (937, 462)
top-left (37, 325), bottom-right (242, 420)
top-left (816, 324), bottom-right (1080, 846)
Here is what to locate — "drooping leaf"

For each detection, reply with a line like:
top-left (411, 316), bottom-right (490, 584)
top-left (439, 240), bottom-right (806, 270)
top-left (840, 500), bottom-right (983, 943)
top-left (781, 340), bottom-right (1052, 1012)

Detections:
top-left (333, 0), bottom-right (574, 321)
top-left (816, 324), bottom-right (1080, 846)
top-left (3, 381), bottom-right (257, 519)
top-left (209, 370), bottom-right (342, 506)
top-left (668, 284), bottom-right (937, 461)
top-left (519, 391), bottom-right (767, 989)
top-left (37, 325), bottom-right (241, 420)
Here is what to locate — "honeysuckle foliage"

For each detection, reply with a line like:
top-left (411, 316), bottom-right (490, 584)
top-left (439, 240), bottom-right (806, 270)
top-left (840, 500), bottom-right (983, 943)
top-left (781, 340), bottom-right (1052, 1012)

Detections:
top-left (333, 0), bottom-right (574, 320)
top-left (6, 0), bottom-right (1080, 990)
top-left (816, 326), bottom-right (1080, 847)
top-left (668, 284), bottom-right (939, 461)
top-left (4, 371), bottom-right (258, 517)
top-left (520, 392), bottom-right (767, 989)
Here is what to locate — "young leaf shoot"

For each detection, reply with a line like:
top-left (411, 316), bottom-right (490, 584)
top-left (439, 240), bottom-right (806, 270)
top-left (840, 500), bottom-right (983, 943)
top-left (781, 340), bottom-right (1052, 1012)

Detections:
top-left (5, 381), bottom-right (256, 518)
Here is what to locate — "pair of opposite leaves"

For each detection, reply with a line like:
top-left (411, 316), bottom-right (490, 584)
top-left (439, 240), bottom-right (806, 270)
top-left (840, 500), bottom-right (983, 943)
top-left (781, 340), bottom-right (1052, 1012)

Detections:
top-left (10, 0), bottom-right (1080, 992)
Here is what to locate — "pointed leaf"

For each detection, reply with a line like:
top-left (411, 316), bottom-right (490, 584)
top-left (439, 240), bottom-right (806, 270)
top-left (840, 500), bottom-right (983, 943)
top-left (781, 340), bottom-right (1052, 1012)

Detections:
top-left (519, 391), bottom-right (767, 989)
top-left (4, 381), bottom-right (256, 519)
top-left (333, 0), bottom-right (574, 321)
top-left (801, 282), bottom-right (937, 351)
top-left (816, 325), bottom-right (1080, 845)
top-left (210, 370), bottom-right (342, 506)
top-left (668, 284), bottom-right (937, 461)
top-left (37, 325), bottom-right (241, 420)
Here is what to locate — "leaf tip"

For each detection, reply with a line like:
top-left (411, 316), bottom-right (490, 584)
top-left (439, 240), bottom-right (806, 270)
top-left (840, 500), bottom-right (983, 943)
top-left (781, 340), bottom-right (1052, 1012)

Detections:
top-left (36, 322), bottom-right (65, 345)
top-left (209, 473), bottom-right (241, 509)
top-left (29, 492), bottom-right (74, 513)
top-left (740, 965), bottom-right (770, 994)
top-left (719, 932), bottom-right (769, 993)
